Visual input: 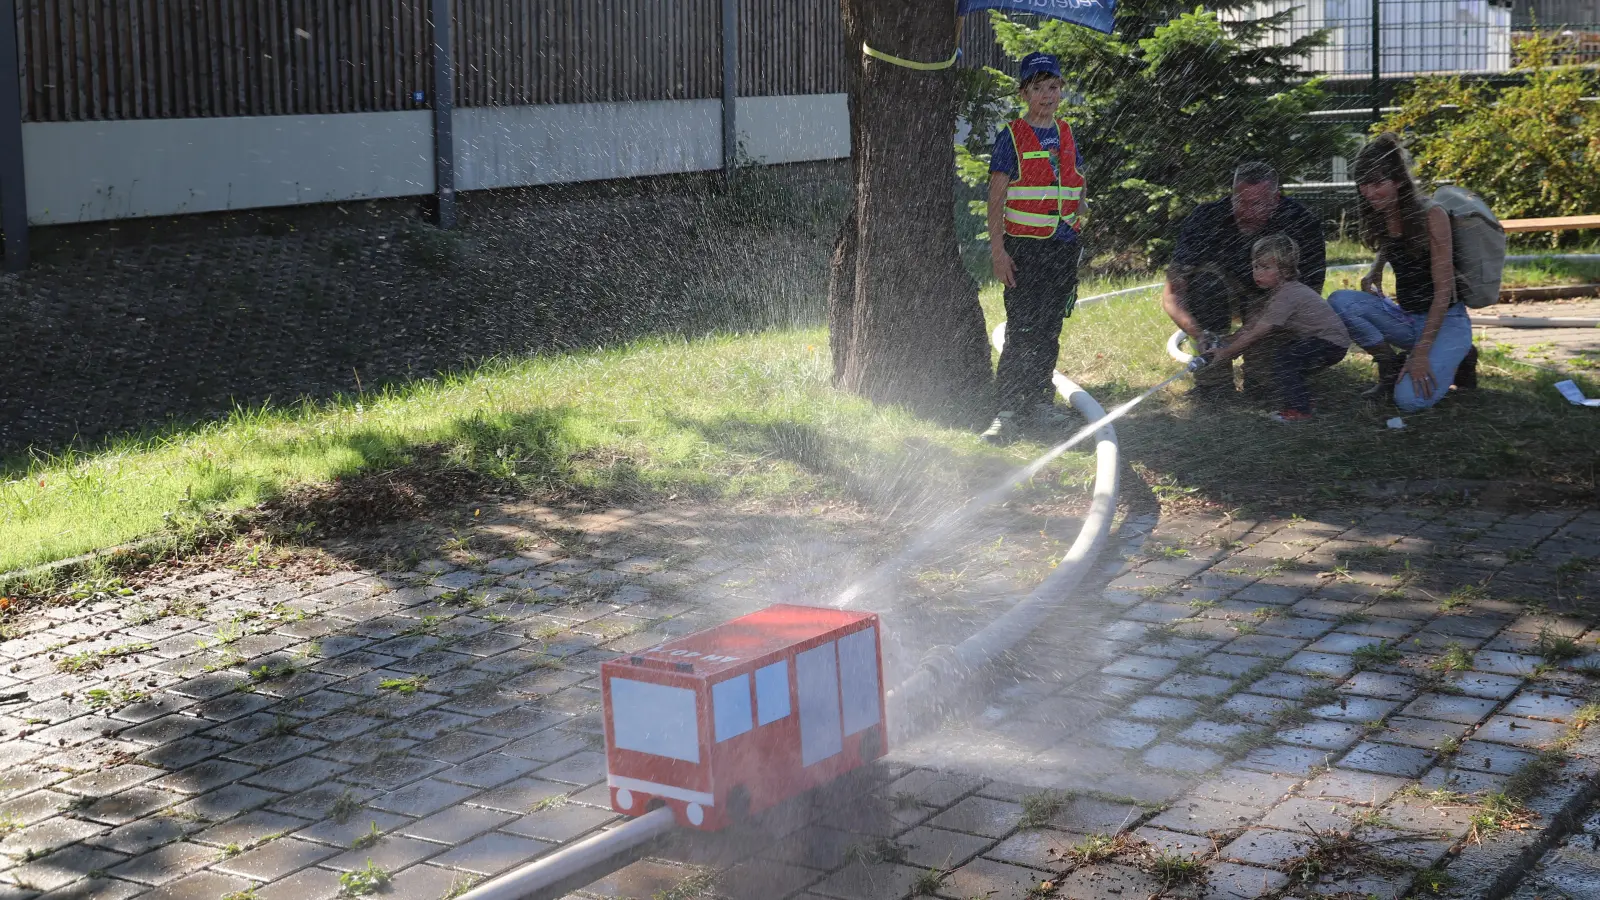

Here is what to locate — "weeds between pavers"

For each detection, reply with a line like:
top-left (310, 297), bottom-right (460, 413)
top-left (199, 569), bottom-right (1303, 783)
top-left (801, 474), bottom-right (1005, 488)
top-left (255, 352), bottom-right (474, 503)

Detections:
top-left (1018, 790), bottom-right (1070, 829)
top-left (338, 860), bottom-right (391, 897)
top-left (1279, 820), bottom-right (1413, 890)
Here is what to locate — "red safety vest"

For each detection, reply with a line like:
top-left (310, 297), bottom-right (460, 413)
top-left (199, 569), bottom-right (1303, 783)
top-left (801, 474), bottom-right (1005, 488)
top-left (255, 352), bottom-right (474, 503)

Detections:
top-left (1003, 118), bottom-right (1085, 239)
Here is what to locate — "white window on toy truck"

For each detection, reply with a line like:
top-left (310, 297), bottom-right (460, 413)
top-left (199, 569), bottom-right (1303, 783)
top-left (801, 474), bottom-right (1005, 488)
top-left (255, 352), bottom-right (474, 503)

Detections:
top-left (610, 678), bottom-right (700, 762)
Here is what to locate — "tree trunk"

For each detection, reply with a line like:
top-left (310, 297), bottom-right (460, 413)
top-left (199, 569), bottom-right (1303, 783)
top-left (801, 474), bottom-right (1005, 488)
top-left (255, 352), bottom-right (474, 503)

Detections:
top-left (827, 0), bottom-right (992, 423)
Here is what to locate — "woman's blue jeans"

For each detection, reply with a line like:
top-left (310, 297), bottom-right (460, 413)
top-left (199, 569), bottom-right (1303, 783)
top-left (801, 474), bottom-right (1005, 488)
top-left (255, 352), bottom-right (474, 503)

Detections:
top-left (1327, 290), bottom-right (1474, 412)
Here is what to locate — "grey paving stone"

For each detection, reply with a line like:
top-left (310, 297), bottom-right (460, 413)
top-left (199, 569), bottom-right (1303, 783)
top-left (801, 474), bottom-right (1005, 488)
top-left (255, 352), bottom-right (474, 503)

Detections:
top-left (194, 809), bottom-right (310, 848)
top-left (939, 855), bottom-right (1052, 899)
top-left (1277, 720), bottom-right (1364, 751)
top-left (1340, 671), bottom-right (1420, 701)
top-left (241, 755), bottom-right (350, 792)
top-left (436, 753), bottom-right (540, 790)
top-left (399, 804), bottom-right (516, 845)
top-left (369, 778), bottom-right (479, 818)
top-left (1338, 617), bottom-right (1417, 640)
top-left (212, 836), bottom-right (338, 880)
top-left (1259, 797), bottom-right (1363, 833)
top-left (927, 796), bottom-right (1023, 839)
top-left (1375, 716), bottom-right (1472, 750)
top-left (1177, 720), bottom-right (1257, 747)
top-left (980, 827), bottom-right (1081, 870)
top-left (413, 730), bottom-right (510, 764)
top-left (1193, 653), bottom-right (1268, 678)
top-left (1154, 673), bottom-right (1236, 700)
top-left (133, 869), bottom-right (254, 900)
top-left (252, 865), bottom-right (346, 900)
top-left (1236, 744), bottom-right (1330, 776)
top-left (80, 786), bottom-right (181, 826)
top-left (1454, 740), bottom-right (1542, 774)
top-left (1247, 672), bottom-right (1326, 700)
top-left (118, 715), bottom-right (210, 746)
top-left (427, 831), bottom-right (550, 876)
top-left (1417, 766), bottom-right (1509, 796)
top-left (1501, 691), bottom-right (1589, 721)
top-left (32, 874), bottom-right (147, 900)
top-left (1446, 671), bottom-right (1525, 700)
top-left (0, 842), bottom-right (127, 892)
top-left (1308, 696), bottom-right (1401, 723)
top-left (467, 777), bottom-right (568, 814)
top-left (880, 769), bottom-right (987, 809)
top-left (502, 803), bottom-right (615, 843)
top-left (1475, 714), bottom-right (1568, 748)
top-left (1058, 863), bottom-right (1170, 898)
top-left (323, 834), bottom-right (445, 872)
top-left (148, 759), bottom-right (257, 796)
top-left (1307, 632), bottom-right (1389, 654)
top-left (1187, 769), bottom-right (1297, 810)
top-left (1220, 693), bottom-right (1297, 725)
top-left (1221, 827), bottom-right (1308, 868)
top-left (1400, 693), bottom-right (1499, 725)
top-left (57, 765), bottom-right (164, 797)
top-left (168, 783), bottom-right (282, 823)
top-left (291, 809), bottom-right (411, 847)
top-left (1337, 742), bottom-right (1437, 778)
top-left (1299, 770), bottom-right (1409, 805)
top-left (1125, 695), bottom-right (1201, 723)
top-left (534, 750), bottom-right (606, 786)
top-left (344, 755), bottom-right (449, 791)
top-left (1087, 718), bottom-right (1161, 750)
top-left (1281, 651), bottom-right (1356, 678)
top-left (1099, 654), bottom-right (1180, 680)
top-left (808, 859), bottom-right (928, 900)
top-left (1133, 825), bottom-right (1212, 858)
top-left (106, 840), bottom-right (215, 885)
top-left (1224, 634), bottom-right (1306, 657)
top-left (87, 815), bottom-right (196, 856)
top-left (219, 735), bottom-right (324, 767)
top-left (1144, 743), bottom-right (1223, 774)
top-left (1147, 798), bottom-right (1258, 835)
top-left (1255, 615), bottom-right (1337, 640)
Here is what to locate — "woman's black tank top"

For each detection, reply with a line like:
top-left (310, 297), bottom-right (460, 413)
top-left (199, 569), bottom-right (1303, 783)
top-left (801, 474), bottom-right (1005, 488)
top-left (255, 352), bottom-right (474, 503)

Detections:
top-left (1383, 203), bottom-right (1446, 315)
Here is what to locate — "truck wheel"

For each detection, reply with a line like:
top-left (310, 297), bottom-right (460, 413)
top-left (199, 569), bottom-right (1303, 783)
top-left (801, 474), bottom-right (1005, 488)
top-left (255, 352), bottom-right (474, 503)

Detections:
top-left (859, 726), bottom-right (883, 761)
top-left (728, 785), bottom-right (751, 827)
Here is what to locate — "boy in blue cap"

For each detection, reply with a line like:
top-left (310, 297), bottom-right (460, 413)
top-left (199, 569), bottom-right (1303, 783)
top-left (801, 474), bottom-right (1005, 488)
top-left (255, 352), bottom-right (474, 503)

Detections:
top-left (983, 51), bottom-right (1088, 444)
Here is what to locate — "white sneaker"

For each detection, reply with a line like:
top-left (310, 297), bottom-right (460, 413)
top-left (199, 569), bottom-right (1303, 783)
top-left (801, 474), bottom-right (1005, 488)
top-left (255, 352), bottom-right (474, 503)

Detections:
top-left (1027, 403), bottom-right (1074, 429)
top-left (981, 412), bottom-right (1020, 445)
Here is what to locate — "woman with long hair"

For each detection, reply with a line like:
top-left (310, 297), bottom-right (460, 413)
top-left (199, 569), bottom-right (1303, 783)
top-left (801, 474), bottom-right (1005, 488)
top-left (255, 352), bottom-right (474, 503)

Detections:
top-left (1327, 133), bottom-right (1476, 410)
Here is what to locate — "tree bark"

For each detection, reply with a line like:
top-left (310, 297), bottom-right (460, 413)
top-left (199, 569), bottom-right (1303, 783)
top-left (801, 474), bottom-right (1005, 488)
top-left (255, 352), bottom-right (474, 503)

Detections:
top-left (827, 0), bottom-right (992, 423)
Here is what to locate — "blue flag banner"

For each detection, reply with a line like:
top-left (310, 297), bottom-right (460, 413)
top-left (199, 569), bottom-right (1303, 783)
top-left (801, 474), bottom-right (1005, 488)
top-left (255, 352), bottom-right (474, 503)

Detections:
top-left (957, 0), bottom-right (1117, 35)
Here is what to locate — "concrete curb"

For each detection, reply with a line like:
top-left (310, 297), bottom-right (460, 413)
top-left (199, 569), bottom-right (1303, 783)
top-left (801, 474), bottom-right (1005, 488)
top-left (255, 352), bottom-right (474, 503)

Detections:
top-left (1441, 728), bottom-right (1600, 900)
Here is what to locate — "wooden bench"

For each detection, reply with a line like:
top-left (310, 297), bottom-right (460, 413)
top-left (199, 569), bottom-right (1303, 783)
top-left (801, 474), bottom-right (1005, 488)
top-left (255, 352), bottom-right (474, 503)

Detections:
top-left (1499, 214), bottom-right (1600, 234)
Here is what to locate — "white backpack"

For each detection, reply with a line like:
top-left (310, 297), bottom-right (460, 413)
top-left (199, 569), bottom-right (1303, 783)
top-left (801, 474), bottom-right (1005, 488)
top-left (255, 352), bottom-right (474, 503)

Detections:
top-left (1433, 186), bottom-right (1506, 308)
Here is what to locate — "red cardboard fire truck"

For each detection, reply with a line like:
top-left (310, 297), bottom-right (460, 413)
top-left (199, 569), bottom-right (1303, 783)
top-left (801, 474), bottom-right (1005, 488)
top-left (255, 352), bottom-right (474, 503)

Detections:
top-left (600, 604), bottom-right (886, 831)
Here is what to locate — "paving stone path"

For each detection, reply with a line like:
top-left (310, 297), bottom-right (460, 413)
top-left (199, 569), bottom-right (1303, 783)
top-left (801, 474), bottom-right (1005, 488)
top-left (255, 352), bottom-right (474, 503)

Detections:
top-left (1, 498), bottom-right (1597, 900)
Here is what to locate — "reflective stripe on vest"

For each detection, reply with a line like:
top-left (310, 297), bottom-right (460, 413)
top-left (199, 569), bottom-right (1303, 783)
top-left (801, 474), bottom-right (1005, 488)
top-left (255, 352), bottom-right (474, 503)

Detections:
top-left (1003, 117), bottom-right (1086, 239)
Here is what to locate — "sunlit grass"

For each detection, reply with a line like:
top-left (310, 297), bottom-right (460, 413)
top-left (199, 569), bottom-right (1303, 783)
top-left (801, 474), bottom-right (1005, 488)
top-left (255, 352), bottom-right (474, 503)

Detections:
top-left (1, 331), bottom-right (1094, 574)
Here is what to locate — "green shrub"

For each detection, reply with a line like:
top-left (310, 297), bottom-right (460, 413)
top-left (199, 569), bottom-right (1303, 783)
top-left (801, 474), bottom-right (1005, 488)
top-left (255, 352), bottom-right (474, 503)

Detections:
top-left (1381, 32), bottom-right (1600, 247)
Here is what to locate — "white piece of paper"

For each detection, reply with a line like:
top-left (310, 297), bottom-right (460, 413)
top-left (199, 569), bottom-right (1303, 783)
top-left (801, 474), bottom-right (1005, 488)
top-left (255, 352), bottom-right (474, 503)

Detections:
top-left (1386, 417), bottom-right (1405, 429)
top-left (1555, 380), bottom-right (1600, 407)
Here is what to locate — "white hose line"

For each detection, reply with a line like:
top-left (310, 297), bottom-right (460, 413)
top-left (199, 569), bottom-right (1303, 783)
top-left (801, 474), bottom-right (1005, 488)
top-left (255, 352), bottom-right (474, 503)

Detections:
top-left (453, 252), bottom-right (1600, 900)
top-left (452, 807), bottom-right (676, 900)
top-left (886, 322), bottom-right (1123, 711)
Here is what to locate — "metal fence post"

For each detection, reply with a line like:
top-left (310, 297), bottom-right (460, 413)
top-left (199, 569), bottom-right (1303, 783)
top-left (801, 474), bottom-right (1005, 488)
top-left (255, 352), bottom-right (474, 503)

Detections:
top-left (431, 0), bottom-right (456, 229)
top-left (1371, 0), bottom-right (1382, 123)
top-left (721, 0), bottom-right (738, 172)
top-left (0, 0), bottom-right (28, 271)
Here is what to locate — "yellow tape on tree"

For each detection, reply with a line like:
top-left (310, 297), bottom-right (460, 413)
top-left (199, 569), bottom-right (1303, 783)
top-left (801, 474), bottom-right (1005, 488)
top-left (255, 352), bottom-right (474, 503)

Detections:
top-left (861, 42), bottom-right (958, 71)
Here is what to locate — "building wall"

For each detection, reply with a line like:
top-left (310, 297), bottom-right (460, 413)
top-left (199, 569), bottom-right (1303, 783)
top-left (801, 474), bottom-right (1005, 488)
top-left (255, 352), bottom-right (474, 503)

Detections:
top-left (21, 95), bottom-right (851, 225)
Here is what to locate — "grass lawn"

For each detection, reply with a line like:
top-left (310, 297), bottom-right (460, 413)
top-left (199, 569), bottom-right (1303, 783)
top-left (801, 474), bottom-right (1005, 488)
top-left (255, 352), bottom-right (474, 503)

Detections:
top-left (6, 250), bottom-right (1599, 578)
top-left (0, 333), bottom-right (1094, 576)
top-left (1016, 253), bottom-right (1600, 508)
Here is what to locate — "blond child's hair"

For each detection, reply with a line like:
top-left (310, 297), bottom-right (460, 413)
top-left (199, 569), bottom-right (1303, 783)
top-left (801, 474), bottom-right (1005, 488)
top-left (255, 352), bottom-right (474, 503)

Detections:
top-left (1251, 233), bottom-right (1300, 282)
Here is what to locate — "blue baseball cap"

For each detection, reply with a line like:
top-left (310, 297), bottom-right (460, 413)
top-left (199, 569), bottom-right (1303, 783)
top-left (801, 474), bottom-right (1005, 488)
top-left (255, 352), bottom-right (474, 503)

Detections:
top-left (1018, 52), bottom-right (1063, 84)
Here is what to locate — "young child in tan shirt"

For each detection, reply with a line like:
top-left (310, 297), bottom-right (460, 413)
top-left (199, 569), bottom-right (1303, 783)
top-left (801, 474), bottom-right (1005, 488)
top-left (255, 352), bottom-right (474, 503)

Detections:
top-left (1203, 234), bottom-right (1350, 422)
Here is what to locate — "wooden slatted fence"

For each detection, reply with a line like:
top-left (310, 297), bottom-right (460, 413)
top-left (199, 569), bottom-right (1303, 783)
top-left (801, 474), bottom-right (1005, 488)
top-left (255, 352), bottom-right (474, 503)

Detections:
top-left (14, 1), bottom-right (1015, 122)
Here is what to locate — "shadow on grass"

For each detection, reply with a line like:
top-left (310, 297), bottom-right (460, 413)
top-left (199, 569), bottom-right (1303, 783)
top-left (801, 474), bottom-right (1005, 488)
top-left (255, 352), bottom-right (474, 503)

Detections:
top-left (1099, 358), bottom-right (1600, 510)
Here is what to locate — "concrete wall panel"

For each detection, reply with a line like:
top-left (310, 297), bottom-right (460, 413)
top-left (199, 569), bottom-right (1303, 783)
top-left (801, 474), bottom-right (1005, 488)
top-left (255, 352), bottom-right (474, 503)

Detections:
top-left (454, 100), bottom-right (723, 192)
top-left (735, 93), bottom-right (850, 165)
top-left (23, 111), bottom-right (433, 225)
